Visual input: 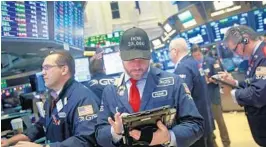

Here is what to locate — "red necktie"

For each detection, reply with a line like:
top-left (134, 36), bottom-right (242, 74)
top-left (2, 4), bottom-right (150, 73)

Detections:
top-left (129, 78), bottom-right (140, 112)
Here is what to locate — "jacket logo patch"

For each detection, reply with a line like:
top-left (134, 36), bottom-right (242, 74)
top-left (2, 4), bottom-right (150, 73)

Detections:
top-left (89, 80), bottom-right (98, 86)
top-left (157, 77), bottom-right (174, 87)
top-left (178, 74), bottom-right (186, 79)
top-left (78, 105), bottom-right (93, 116)
top-left (152, 90), bottom-right (168, 98)
top-left (256, 66), bottom-right (266, 76)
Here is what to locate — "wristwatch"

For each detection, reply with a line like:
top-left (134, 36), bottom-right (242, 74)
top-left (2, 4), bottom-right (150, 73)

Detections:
top-left (162, 140), bottom-right (171, 147)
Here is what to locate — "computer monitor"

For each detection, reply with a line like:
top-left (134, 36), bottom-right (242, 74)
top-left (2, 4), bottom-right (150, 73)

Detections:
top-left (35, 72), bottom-right (46, 93)
top-left (74, 57), bottom-right (91, 82)
top-left (103, 52), bottom-right (124, 75)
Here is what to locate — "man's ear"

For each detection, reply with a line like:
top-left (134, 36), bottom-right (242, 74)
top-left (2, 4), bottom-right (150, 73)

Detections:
top-left (61, 65), bottom-right (69, 76)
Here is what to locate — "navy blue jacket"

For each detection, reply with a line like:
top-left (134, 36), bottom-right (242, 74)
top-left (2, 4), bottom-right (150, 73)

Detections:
top-left (96, 67), bottom-right (204, 147)
top-left (83, 73), bottom-right (114, 106)
top-left (235, 42), bottom-right (266, 146)
top-left (202, 56), bottom-right (221, 105)
top-left (25, 79), bottom-right (99, 147)
top-left (174, 55), bottom-right (215, 137)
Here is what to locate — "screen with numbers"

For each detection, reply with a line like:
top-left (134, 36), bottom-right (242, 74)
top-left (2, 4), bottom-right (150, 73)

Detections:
top-left (1, 1), bottom-right (49, 39)
top-left (54, 1), bottom-right (84, 50)
top-left (252, 8), bottom-right (266, 33)
top-left (181, 25), bottom-right (211, 47)
top-left (208, 12), bottom-right (249, 42)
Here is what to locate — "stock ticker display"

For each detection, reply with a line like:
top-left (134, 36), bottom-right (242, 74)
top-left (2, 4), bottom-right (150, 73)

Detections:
top-left (1, 1), bottom-right (48, 39)
top-left (54, 1), bottom-right (84, 49)
top-left (208, 12), bottom-right (249, 42)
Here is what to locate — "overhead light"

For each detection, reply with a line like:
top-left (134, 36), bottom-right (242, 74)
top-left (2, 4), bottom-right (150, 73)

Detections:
top-left (163, 23), bottom-right (172, 33)
top-left (211, 10), bottom-right (225, 17)
top-left (211, 6), bottom-right (241, 17)
top-left (152, 39), bottom-right (162, 47)
top-left (226, 5), bottom-right (241, 12)
top-left (213, 1), bottom-right (234, 11)
top-left (152, 39), bottom-right (165, 50)
top-left (183, 19), bottom-right (197, 29)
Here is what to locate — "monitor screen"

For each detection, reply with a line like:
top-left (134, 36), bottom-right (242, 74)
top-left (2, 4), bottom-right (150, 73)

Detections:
top-left (178, 10), bottom-right (197, 28)
top-left (35, 72), bottom-right (46, 92)
top-left (54, 1), bottom-right (84, 50)
top-left (1, 1), bottom-right (49, 39)
top-left (178, 24), bottom-right (211, 48)
top-left (1, 79), bottom-right (7, 89)
top-left (208, 12), bottom-right (249, 42)
top-left (251, 8), bottom-right (266, 33)
top-left (152, 45), bottom-right (174, 70)
top-left (103, 52), bottom-right (124, 75)
top-left (75, 58), bottom-right (91, 82)
top-left (85, 31), bottom-right (123, 48)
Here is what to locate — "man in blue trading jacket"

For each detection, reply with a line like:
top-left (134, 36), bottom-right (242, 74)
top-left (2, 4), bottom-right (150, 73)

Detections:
top-left (169, 38), bottom-right (215, 147)
top-left (219, 25), bottom-right (266, 146)
top-left (96, 27), bottom-right (204, 147)
top-left (83, 56), bottom-right (114, 106)
top-left (191, 45), bottom-right (231, 147)
top-left (1, 51), bottom-right (99, 147)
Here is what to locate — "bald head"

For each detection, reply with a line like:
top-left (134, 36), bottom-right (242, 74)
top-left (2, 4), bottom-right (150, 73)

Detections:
top-left (169, 38), bottom-right (189, 52)
top-left (168, 38), bottom-right (189, 64)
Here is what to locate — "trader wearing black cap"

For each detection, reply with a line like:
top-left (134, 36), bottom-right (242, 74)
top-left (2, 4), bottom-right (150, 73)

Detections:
top-left (96, 27), bottom-right (204, 147)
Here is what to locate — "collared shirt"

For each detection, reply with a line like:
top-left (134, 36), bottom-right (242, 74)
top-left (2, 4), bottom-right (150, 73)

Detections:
top-left (252, 41), bottom-right (263, 56)
top-left (124, 66), bottom-right (150, 99)
top-left (56, 88), bottom-right (62, 96)
top-left (112, 66), bottom-right (177, 146)
top-left (174, 53), bottom-right (188, 69)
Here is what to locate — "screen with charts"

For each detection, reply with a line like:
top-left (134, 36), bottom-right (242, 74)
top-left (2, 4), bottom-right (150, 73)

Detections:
top-left (103, 52), bottom-right (124, 75)
top-left (208, 12), bottom-right (249, 42)
top-left (85, 31), bottom-right (123, 48)
top-left (179, 24), bottom-right (211, 47)
top-left (75, 58), bottom-right (91, 82)
top-left (54, 1), bottom-right (84, 49)
top-left (1, 1), bottom-right (49, 39)
top-left (250, 8), bottom-right (266, 33)
top-left (152, 46), bottom-right (175, 70)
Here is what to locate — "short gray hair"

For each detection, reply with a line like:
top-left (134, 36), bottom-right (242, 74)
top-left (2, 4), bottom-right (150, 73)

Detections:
top-left (224, 25), bottom-right (260, 44)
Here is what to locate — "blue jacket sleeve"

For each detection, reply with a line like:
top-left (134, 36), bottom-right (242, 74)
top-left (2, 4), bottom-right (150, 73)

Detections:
top-left (171, 77), bottom-right (204, 146)
top-left (24, 116), bottom-right (45, 141)
top-left (95, 86), bottom-right (117, 147)
top-left (236, 59), bottom-right (266, 108)
top-left (50, 96), bottom-right (99, 147)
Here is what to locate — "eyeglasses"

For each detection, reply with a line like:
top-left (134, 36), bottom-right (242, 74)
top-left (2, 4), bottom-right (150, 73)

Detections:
top-left (42, 64), bottom-right (64, 71)
top-left (233, 42), bottom-right (240, 52)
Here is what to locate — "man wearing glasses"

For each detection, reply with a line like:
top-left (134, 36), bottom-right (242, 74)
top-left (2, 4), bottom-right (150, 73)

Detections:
top-left (1, 51), bottom-right (99, 147)
top-left (219, 25), bottom-right (266, 147)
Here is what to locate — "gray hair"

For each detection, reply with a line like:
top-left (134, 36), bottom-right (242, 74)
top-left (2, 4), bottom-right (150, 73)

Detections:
top-left (224, 25), bottom-right (260, 44)
top-left (169, 38), bottom-right (189, 52)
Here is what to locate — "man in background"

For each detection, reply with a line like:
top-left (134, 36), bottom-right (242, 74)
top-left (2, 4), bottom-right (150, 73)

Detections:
top-left (169, 38), bottom-right (215, 147)
top-left (191, 44), bottom-right (231, 147)
top-left (83, 54), bottom-right (114, 106)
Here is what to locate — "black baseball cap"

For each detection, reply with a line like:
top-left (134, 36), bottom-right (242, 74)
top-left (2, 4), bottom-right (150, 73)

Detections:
top-left (119, 27), bottom-right (151, 61)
